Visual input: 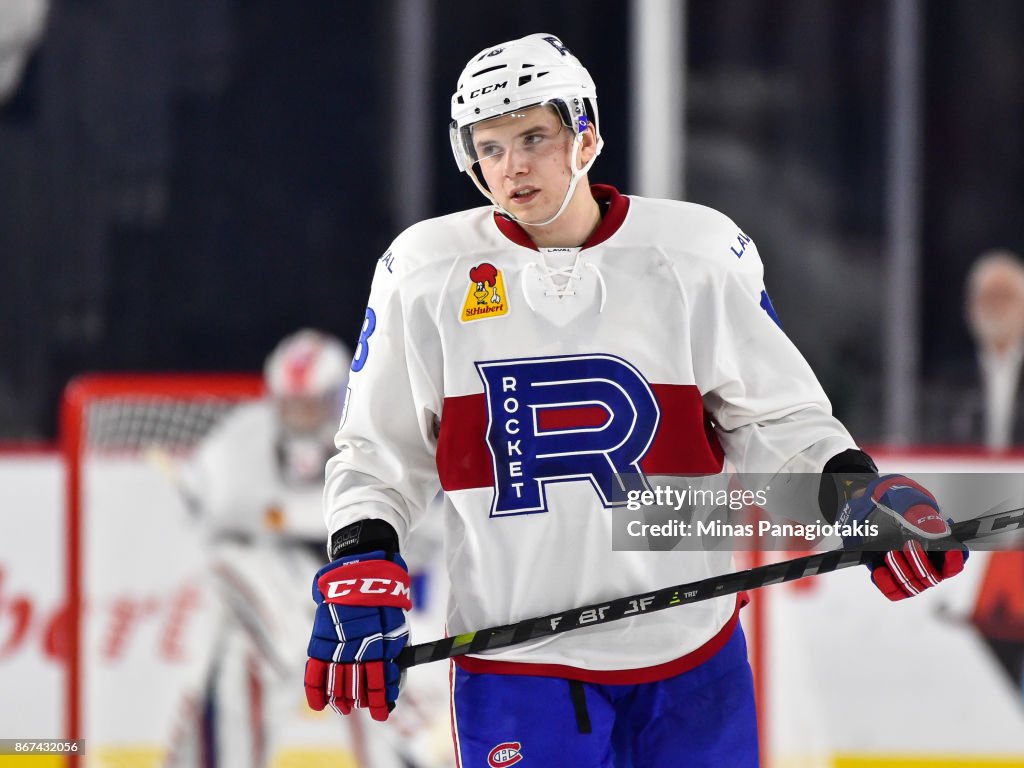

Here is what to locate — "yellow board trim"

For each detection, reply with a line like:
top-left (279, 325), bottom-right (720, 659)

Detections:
top-left (271, 749), bottom-right (359, 768)
top-left (833, 755), bottom-right (1024, 768)
top-left (87, 746), bottom-right (164, 768)
top-left (0, 745), bottom-right (362, 768)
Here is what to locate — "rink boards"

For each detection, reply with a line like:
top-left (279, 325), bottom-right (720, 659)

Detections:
top-left (0, 449), bottom-right (1022, 767)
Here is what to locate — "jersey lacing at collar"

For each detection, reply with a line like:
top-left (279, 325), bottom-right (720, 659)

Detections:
top-left (521, 254), bottom-right (607, 313)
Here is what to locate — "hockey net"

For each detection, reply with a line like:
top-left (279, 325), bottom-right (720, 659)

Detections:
top-left (60, 373), bottom-right (264, 767)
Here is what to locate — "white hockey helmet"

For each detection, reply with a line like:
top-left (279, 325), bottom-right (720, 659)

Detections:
top-left (450, 33), bottom-right (603, 225)
top-left (264, 328), bottom-right (350, 400)
top-left (265, 329), bottom-right (350, 483)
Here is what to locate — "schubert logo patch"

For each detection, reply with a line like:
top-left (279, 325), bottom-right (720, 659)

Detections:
top-left (487, 742), bottom-right (523, 767)
top-left (461, 263), bottom-right (509, 322)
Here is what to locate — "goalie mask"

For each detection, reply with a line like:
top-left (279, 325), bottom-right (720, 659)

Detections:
top-left (264, 329), bottom-right (350, 485)
top-left (450, 33), bottom-right (603, 226)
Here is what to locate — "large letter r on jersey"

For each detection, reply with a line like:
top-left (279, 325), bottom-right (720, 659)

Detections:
top-left (476, 354), bottom-right (661, 516)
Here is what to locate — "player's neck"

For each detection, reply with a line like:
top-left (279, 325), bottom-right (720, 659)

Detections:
top-left (988, 337), bottom-right (1024, 358)
top-left (521, 186), bottom-right (602, 249)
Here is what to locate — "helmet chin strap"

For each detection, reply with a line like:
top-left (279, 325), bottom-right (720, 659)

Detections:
top-left (471, 133), bottom-right (605, 229)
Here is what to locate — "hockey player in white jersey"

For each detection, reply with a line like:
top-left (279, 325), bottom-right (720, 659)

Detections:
top-left (171, 329), bottom-right (408, 768)
top-left (304, 34), bottom-right (968, 766)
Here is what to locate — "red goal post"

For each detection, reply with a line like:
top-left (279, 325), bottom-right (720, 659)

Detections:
top-left (60, 373), bottom-right (264, 765)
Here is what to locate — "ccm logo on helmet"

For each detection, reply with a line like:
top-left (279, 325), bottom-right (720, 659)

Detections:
top-left (470, 81), bottom-right (508, 98)
top-left (487, 742), bottom-right (523, 767)
top-left (325, 578), bottom-right (410, 600)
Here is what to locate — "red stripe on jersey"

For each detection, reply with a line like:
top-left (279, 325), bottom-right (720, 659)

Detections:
top-left (641, 384), bottom-right (724, 475)
top-left (536, 404), bottom-right (610, 432)
top-left (436, 384), bottom-right (724, 491)
top-left (437, 394), bottom-right (493, 491)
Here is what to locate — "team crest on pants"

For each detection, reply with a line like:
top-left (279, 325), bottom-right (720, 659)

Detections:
top-left (487, 741), bottom-right (523, 766)
top-left (461, 263), bottom-right (509, 322)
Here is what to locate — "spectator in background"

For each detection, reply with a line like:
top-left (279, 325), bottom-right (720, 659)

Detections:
top-left (959, 250), bottom-right (1024, 451)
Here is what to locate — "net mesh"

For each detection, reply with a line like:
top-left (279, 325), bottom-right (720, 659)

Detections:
top-left (67, 375), bottom-right (265, 454)
top-left (84, 397), bottom-right (244, 452)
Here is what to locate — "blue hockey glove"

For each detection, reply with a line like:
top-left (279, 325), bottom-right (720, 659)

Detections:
top-left (838, 474), bottom-right (967, 600)
top-left (304, 550), bottom-right (410, 721)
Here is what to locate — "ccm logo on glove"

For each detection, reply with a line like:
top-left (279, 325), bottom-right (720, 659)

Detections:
top-left (838, 474), bottom-right (967, 601)
top-left (316, 560), bottom-right (412, 608)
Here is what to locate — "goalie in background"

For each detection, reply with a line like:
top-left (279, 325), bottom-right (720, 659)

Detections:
top-left (166, 329), bottom-right (415, 768)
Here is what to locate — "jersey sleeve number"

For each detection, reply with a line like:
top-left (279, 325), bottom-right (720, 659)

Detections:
top-left (351, 308), bottom-right (377, 372)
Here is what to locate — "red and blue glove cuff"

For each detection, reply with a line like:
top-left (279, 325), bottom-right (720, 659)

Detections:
top-left (314, 552), bottom-right (412, 610)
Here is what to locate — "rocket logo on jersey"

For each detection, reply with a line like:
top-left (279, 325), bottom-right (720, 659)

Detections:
top-left (461, 263), bottom-right (509, 322)
top-left (477, 354), bottom-right (660, 516)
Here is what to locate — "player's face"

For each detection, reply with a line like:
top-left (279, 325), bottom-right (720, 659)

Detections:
top-left (277, 393), bottom-right (338, 436)
top-left (470, 105), bottom-right (578, 224)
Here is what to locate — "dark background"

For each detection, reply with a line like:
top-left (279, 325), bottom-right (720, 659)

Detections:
top-left (0, 0), bottom-right (1021, 440)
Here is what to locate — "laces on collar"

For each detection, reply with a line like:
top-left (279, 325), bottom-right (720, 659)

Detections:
top-left (521, 258), bottom-right (607, 313)
top-left (586, 263), bottom-right (607, 312)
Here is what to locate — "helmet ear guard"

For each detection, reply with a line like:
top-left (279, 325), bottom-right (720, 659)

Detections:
top-left (549, 97), bottom-right (596, 136)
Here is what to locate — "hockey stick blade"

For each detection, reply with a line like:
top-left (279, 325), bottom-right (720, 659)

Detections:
top-left (397, 506), bottom-right (1024, 669)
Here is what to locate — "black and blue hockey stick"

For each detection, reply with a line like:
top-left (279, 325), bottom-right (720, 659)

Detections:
top-left (397, 506), bottom-right (1024, 669)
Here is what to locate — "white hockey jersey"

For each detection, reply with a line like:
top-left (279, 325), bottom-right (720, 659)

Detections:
top-left (182, 400), bottom-right (327, 541)
top-left (325, 184), bottom-right (858, 680)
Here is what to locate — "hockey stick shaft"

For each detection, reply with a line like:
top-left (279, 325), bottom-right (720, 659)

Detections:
top-left (397, 506), bottom-right (1024, 669)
